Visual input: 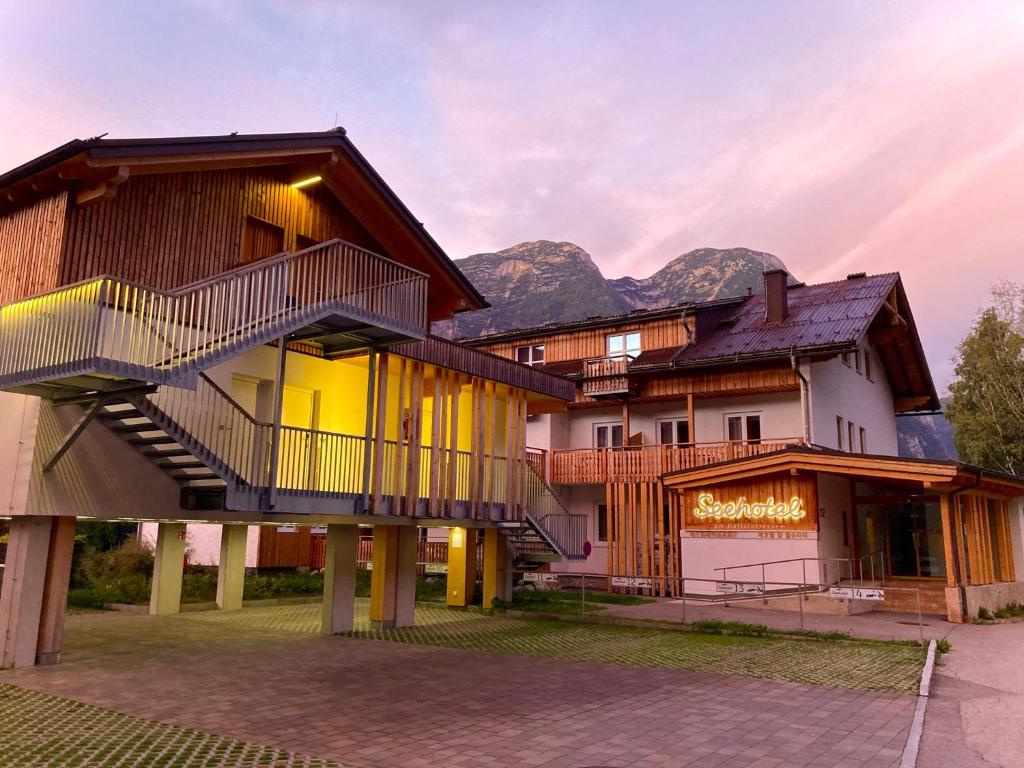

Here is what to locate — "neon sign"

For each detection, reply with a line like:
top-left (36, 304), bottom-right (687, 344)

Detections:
top-left (692, 492), bottom-right (807, 523)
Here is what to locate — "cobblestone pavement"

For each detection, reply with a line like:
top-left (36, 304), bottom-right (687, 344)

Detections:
top-left (0, 607), bottom-right (919, 768)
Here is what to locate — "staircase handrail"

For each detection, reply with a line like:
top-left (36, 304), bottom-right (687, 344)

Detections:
top-left (0, 239), bottom-right (428, 389)
top-left (524, 464), bottom-right (587, 559)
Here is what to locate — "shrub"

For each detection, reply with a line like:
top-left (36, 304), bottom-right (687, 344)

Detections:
top-left (78, 538), bottom-right (154, 585)
top-left (977, 607), bottom-right (994, 621)
top-left (936, 639), bottom-right (952, 654)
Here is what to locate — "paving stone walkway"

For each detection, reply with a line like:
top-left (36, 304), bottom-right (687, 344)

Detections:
top-left (1, 606), bottom-right (919, 767)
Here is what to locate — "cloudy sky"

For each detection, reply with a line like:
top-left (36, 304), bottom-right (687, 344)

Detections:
top-left (3, 1), bottom-right (1023, 391)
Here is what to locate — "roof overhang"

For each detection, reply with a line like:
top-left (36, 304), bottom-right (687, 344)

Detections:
top-left (661, 446), bottom-right (1024, 497)
top-left (0, 130), bottom-right (487, 320)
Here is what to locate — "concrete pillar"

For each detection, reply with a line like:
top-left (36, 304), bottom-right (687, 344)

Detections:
top-left (482, 527), bottom-right (511, 609)
top-left (150, 523), bottom-right (186, 616)
top-left (446, 527), bottom-right (478, 608)
top-left (36, 516), bottom-right (77, 665)
top-left (321, 524), bottom-right (359, 634)
top-left (0, 516), bottom-right (57, 669)
top-left (369, 525), bottom-right (418, 628)
top-left (216, 524), bottom-right (248, 611)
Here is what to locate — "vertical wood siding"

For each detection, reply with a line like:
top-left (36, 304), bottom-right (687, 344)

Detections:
top-left (60, 170), bottom-right (383, 290)
top-left (0, 192), bottom-right (68, 303)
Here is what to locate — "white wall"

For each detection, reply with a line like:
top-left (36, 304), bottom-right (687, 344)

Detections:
top-left (549, 486), bottom-right (608, 575)
top-left (139, 523), bottom-right (259, 568)
top-left (680, 534), bottom-right (819, 594)
top-left (808, 344), bottom-right (898, 455)
top-left (815, 473), bottom-right (854, 584)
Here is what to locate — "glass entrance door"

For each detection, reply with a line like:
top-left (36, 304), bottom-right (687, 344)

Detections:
top-left (855, 497), bottom-right (946, 579)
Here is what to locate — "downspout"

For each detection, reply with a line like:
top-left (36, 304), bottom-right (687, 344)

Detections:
top-left (790, 350), bottom-right (811, 445)
top-left (948, 469), bottom-right (982, 623)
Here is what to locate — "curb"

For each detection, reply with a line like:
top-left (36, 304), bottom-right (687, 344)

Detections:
top-left (900, 639), bottom-right (937, 768)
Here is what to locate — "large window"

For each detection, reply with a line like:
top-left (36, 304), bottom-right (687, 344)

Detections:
top-left (241, 215), bottom-right (285, 263)
top-left (594, 422), bottom-right (624, 448)
top-left (606, 331), bottom-right (641, 359)
top-left (836, 416), bottom-right (845, 450)
top-left (726, 413), bottom-right (761, 444)
top-left (658, 418), bottom-right (690, 446)
top-left (515, 344), bottom-right (545, 366)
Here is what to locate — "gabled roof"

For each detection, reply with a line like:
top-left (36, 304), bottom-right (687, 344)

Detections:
top-left (0, 130), bottom-right (486, 316)
top-left (468, 270), bottom-right (939, 412)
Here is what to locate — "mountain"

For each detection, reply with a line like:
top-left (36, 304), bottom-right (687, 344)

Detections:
top-left (437, 240), bottom-right (788, 339)
top-left (897, 410), bottom-right (958, 461)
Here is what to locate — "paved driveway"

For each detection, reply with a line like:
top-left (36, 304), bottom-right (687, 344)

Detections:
top-left (2, 608), bottom-right (916, 768)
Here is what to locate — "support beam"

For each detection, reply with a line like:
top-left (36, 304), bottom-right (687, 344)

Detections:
top-left (268, 337), bottom-right (288, 508)
top-left (482, 527), bottom-right (510, 609)
top-left (150, 523), bottom-right (186, 616)
top-left (369, 525), bottom-right (418, 628)
top-left (42, 400), bottom-right (106, 473)
top-left (216, 525), bottom-right (248, 611)
top-left (36, 516), bottom-right (77, 665)
top-left (321, 524), bottom-right (359, 634)
top-left (361, 349), bottom-right (377, 514)
top-left (0, 516), bottom-right (57, 669)
top-left (446, 527), bottom-right (478, 608)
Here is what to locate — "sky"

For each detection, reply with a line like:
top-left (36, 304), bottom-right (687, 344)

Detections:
top-left (2, 1), bottom-right (1023, 392)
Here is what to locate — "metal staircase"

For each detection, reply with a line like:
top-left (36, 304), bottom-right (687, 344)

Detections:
top-left (0, 239), bottom-right (427, 400)
top-left (500, 466), bottom-right (587, 568)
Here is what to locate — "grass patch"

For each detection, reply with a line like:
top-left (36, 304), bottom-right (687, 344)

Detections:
top-left (496, 588), bottom-right (654, 614)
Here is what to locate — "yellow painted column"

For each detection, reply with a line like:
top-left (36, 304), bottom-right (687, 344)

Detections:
top-left (446, 527), bottom-right (478, 607)
top-left (321, 524), bottom-right (359, 634)
top-left (150, 523), bottom-right (186, 616)
top-left (0, 516), bottom-right (57, 669)
top-left (216, 524), bottom-right (248, 611)
top-left (482, 527), bottom-right (510, 609)
top-left (369, 525), bottom-right (418, 628)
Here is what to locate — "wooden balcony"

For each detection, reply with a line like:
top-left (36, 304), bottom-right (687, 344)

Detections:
top-left (582, 355), bottom-right (636, 398)
top-left (548, 439), bottom-right (803, 484)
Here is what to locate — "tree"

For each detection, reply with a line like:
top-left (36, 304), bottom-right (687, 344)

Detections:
top-left (946, 282), bottom-right (1024, 476)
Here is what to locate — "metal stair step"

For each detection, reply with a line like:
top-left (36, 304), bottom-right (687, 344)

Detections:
top-left (126, 435), bottom-right (177, 446)
top-left (111, 423), bottom-right (164, 433)
top-left (141, 448), bottom-right (191, 458)
top-left (154, 460), bottom-right (206, 470)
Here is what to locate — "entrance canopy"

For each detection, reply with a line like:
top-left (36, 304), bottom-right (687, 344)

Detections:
top-left (662, 445), bottom-right (1024, 498)
top-left (663, 445), bottom-right (1024, 622)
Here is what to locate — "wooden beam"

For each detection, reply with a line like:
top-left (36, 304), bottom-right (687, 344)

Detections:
top-left (894, 396), bottom-right (933, 412)
top-left (74, 166), bottom-right (130, 207)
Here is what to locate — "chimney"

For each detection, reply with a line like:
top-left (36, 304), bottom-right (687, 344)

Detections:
top-left (764, 269), bottom-right (789, 324)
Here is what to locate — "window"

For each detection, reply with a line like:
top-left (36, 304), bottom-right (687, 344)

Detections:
top-left (597, 503), bottom-right (608, 543)
top-left (859, 427), bottom-right (867, 454)
top-left (594, 422), bottom-right (624, 448)
top-left (606, 331), bottom-right (641, 359)
top-left (241, 215), bottom-right (285, 263)
top-left (864, 351), bottom-right (873, 381)
top-left (848, 421), bottom-right (857, 453)
top-left (841, 352), bottom-right (852, 367)
top-left (836, 416), bottom-right (845, 450)
top-left (726, 413), bottom-right (761, 444)
top-left (658, 418), bottom-right (690, 446)
top-left (855, 350), bottom-right (863, 374)
top-left (515, 344), bottom-right (545, 366)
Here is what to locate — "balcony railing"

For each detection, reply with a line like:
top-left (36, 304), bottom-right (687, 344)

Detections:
top-left (548, 439), bottom-right (802, 484)
top-left (582, 354), bottom-right (634, 397)
top-left (0, 239), bottom-right (428, 392)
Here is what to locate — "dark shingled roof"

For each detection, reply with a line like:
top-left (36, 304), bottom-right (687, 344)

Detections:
top-left (674, 273), bottom-right (900, 365)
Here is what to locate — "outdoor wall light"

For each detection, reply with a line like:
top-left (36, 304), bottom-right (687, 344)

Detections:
top-left (290, 175), bottom-right (322, 189)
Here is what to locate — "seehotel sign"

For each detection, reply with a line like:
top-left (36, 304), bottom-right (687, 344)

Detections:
top-left (681, 475), bottom-right (818, 532)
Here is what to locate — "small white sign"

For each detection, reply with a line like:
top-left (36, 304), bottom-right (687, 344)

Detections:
top-left (682, 530), bottom-right (818, 540)
top-left (310, 526), bottom-right (327, 535)
top-left (423, 563), bottom-right (448, 574)
top-left (276, 525), bottom-right (297, 533)
top-left (830, 586), bottom-right (885, 601)
top-left (523, 572), bottom-right (559, 583)
top-left (611, 576), bottom-right (653, 588)
top-left (715, 581), bottom-right (765, 595)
